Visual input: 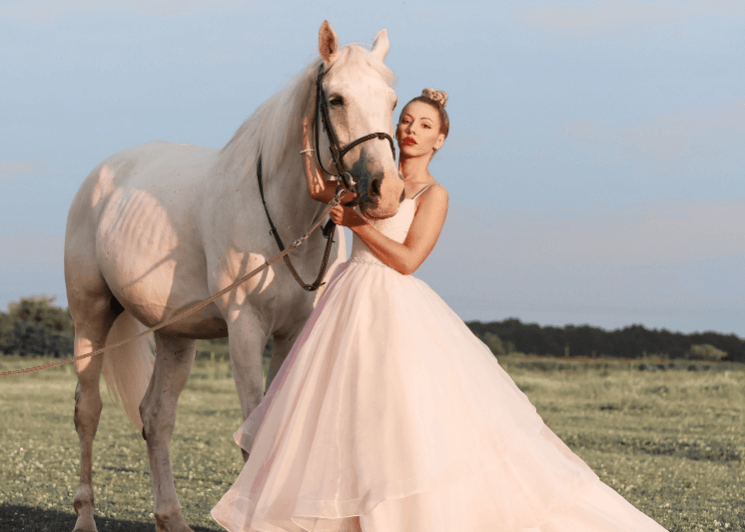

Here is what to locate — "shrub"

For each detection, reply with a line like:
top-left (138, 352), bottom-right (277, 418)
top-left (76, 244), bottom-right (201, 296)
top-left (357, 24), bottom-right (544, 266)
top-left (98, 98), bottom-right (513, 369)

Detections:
top-left (685, 344), bottom-right (727, 361)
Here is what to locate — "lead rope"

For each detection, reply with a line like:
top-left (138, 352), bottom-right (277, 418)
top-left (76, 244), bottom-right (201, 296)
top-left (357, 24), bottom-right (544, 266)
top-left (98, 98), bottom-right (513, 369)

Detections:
top-left (0, 186), bottom-right (346, 378)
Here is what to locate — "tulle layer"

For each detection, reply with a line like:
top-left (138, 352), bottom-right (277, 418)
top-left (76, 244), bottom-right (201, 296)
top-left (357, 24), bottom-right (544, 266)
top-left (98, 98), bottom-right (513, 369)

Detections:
top-left (211, 262), bottom-right (667, 532)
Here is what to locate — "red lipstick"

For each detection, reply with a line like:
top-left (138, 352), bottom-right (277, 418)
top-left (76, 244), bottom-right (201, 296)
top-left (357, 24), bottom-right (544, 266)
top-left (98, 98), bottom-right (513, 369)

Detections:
top-left (404, 137), bottom-right (416, 146)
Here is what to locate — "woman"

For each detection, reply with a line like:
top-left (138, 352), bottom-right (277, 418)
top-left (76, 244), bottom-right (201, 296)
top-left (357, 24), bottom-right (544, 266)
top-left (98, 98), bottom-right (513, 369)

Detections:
top-left (211, 90), bottom-right (669, 532)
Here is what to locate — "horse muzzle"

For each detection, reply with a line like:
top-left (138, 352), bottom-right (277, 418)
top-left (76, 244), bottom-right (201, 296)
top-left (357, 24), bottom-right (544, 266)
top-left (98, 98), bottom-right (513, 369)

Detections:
top-left (353, 163), bottom-right (404, 219)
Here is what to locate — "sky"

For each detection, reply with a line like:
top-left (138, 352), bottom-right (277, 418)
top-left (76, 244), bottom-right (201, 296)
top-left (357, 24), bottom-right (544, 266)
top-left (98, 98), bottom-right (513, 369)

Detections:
top-left (1, 0), bottom-right (744, 337)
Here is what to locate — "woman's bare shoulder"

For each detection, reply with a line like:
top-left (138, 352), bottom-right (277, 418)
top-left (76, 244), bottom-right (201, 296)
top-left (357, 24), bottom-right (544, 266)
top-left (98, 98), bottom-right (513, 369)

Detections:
top-left (419, 182), bottom-right (449, 204)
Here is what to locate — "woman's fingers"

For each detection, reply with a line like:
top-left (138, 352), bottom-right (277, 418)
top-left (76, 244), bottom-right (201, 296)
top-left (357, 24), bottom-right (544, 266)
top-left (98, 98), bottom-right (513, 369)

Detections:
top-left (302, 93), bottom-right (316, 130)
top-left (302, 118), bottom-right (312, 150)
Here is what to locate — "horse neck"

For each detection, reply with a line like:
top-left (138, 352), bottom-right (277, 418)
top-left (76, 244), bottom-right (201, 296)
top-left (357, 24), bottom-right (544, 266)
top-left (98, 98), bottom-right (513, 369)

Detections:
top-left (215, 66), bottom-right (324, 226)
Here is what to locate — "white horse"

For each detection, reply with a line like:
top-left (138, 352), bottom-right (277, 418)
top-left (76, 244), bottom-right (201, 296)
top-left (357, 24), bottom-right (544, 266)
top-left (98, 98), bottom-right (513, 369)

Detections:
top-left (64, 21), bottom-right (402, 532)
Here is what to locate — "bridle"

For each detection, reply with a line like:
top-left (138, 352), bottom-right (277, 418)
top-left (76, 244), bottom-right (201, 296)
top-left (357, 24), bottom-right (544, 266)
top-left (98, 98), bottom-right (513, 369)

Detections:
top-left (314, 64), bottom-right (396, 192)
top-left (256, 64), bottom-right (397, 292)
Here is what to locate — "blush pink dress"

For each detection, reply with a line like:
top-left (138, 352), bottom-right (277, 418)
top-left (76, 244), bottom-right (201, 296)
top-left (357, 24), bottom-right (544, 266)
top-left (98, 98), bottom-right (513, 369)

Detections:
top-left (211, 189), bottom-right (669, 532)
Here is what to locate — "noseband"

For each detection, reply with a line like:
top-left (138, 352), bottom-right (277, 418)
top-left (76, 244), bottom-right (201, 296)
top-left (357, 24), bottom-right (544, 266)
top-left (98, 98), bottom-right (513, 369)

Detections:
top-left (314, 65), bottom-right (396, 192)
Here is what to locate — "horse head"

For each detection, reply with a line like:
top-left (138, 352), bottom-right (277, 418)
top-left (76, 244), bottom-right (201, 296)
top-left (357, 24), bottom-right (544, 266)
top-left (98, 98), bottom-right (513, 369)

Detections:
top-left (315, 21), bottom-right (404, 218)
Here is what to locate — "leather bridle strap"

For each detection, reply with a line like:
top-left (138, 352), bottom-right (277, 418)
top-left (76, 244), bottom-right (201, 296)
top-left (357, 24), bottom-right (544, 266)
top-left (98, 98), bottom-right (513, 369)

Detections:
top-left (257, 154), bottom-right (336, 292)
top-left (338, 132), bottom-right (396, 166)
top-left (314, 64), bottom-right (396, 191)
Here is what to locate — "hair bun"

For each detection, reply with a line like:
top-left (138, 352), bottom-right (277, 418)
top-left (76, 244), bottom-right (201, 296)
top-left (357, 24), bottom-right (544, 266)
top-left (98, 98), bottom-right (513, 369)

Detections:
top-left (421, 88), bottom-right (448, 108)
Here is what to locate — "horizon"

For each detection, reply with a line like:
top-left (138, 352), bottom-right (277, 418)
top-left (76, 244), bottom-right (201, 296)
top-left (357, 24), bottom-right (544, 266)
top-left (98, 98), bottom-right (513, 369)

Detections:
top-left (3, 292), bottom-right (743, 341)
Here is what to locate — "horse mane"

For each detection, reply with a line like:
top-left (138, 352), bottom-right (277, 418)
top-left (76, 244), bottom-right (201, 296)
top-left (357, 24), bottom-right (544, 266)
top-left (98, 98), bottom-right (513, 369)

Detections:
top-left (217, 44), bottom-right (396, 181)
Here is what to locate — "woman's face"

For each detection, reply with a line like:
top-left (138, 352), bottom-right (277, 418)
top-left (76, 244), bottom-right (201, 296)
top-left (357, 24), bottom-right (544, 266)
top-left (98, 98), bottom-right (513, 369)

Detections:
top-left (396, 101), bottom-right (445, 158)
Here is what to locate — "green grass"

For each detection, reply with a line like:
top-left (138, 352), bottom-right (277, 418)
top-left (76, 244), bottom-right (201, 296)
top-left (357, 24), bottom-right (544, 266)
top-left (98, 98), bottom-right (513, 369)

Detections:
top-left (0, 354), bottom-right (743, 532)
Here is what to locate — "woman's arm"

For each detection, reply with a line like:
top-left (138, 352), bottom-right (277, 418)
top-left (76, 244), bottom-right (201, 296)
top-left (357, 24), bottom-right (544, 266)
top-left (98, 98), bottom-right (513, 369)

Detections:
top-left (331, 185), bottom-right (449, 275)
top-left (302, 118), bottom-right (338, 203)
top-left (301, 105), bottom-right (356, 203)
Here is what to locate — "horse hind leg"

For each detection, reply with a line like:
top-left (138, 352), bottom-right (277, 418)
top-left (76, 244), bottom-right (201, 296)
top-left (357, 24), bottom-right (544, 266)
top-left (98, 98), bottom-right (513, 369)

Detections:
top-left (71, 297), bottom-right (120, 532)
top-left (139, 332), bottom-right (196, 532)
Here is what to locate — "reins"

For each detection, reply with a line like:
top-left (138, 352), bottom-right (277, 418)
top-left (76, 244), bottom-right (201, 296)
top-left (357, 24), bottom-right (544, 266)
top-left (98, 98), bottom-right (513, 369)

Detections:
top-left (0, 185), bottom-right (347, 378)
top-left (257, 154), bottom-right (337, 292)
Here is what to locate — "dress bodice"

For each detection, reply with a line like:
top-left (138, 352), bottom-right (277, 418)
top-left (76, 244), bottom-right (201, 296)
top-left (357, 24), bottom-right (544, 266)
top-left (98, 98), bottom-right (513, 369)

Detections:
top-left (348, 197), bottom-right (417, 267)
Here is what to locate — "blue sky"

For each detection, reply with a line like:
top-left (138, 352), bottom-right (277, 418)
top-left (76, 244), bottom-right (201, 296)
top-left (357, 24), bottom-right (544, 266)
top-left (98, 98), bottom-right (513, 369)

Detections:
top-left (2, 0), bottom-right (744, 337)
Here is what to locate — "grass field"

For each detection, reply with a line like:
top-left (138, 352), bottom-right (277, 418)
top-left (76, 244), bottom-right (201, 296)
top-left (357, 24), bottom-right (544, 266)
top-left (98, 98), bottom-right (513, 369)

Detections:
top-left (1, 354), bottom-right (743, 532)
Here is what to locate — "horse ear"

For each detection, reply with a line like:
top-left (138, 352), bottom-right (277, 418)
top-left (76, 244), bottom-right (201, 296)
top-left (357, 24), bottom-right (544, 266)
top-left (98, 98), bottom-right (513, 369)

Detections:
top-left (371, 29), bottom-right (389, 61)
top-left (318, 20), bottom-right (338, 64)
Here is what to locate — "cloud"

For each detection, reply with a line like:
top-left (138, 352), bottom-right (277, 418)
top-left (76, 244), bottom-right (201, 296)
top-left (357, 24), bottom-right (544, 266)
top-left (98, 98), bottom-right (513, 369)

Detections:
top-left (516, 0), bottom-right (745, 32)
top-left (705, 0), bottom-right (745, 14)
top-left (414, 7), bottom-right (440, 22)
top-left (566, 99), bottom-right (745, 158)
top-left (0, 0), bottom-right (248, 21)
top-left (518, 1), bottom-right (683, 31)
top-left (0, 161), bottom-right (34, 177)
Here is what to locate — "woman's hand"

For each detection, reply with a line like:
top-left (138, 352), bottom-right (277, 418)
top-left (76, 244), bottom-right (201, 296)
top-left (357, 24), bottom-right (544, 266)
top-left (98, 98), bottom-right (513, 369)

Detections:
top-left (302, 116), bottom-right (327, 199)
top-left (329, 204), bottom-right (366, 228)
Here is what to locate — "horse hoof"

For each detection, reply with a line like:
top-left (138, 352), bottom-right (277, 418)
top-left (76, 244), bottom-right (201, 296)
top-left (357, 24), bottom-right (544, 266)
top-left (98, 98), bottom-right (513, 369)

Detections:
top-left (73, 488), bottom-right (97, 532)
top-left (72, 517), bottom-right (98, 532)
top-left (155, 512), bottom-right (194, 532)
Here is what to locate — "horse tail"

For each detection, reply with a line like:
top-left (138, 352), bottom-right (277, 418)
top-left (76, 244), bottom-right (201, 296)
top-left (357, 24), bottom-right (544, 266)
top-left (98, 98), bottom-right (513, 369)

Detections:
top-left (101, 310), bottom-right (155, 432)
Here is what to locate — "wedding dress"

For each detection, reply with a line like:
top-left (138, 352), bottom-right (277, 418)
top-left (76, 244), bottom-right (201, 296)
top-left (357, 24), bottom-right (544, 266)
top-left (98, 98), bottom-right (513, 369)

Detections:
top-left (211, 188), bottom-right (668, 532)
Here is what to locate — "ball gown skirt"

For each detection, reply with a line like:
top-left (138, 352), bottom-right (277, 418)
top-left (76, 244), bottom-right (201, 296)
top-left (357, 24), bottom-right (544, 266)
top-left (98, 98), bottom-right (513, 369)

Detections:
top-left (211, 198), bottom-right (668, 532)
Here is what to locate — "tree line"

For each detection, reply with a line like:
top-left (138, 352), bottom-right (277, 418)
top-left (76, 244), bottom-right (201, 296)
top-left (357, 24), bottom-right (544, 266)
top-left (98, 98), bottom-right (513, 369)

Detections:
top-left (2, 297), bottom-right (743, 363)
top-left (0, 296), bottom-right (74, 357)
top-left (465, 318), bottom-right (744, 363)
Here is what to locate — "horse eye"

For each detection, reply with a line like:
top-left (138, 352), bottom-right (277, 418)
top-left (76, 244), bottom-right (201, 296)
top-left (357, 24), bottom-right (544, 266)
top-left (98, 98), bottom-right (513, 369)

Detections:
top-left (393, 100), bottom-right (398, 110)
top-left (329, 96), bottom-right (344, 107)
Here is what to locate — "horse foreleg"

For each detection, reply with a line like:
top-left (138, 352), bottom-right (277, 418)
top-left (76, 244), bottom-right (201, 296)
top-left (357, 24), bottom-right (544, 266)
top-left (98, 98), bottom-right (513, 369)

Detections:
top-left (72, 315), bottom-right (112, 532)
top-left (227, 317), bottom-right (269, 461)
top-left (140, 332), bottom-right (196, 532)
top-left (266, 332), bottom-right (297, 391)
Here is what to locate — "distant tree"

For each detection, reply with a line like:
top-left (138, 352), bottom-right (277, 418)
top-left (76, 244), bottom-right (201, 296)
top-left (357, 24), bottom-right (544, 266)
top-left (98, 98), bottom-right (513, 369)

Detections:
top-left (482, 332), bottom-right (505, 356)
top-left (0, 310), bottom-right (13, 354)
top-left (1, 295), bottom-right (74, 357)
top-left (685, 344), bottom-right (727, 361)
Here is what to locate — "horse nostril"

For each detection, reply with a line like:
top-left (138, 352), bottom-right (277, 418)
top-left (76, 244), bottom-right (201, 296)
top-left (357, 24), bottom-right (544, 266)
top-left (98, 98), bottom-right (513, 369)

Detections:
top-left (369, 176), bottom-right (381, 198)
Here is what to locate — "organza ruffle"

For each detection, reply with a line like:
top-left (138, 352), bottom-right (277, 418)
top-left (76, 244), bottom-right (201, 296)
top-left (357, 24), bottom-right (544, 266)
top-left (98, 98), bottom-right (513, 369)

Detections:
top-left (211, 262), bottom-right (667, 532)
